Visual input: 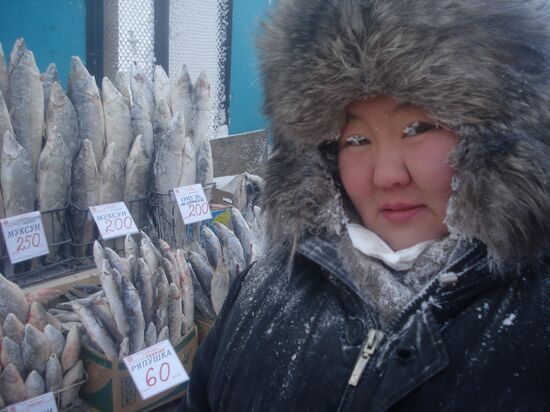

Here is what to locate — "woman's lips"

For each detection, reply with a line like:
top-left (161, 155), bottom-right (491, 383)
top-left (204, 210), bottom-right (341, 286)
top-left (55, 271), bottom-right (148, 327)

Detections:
top-left (380, 203), bottom-right (425, 224)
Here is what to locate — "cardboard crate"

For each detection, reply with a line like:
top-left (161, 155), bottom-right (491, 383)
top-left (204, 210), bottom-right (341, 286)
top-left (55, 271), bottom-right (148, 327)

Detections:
top-left (80, 325), bottom-right (198, 412)
top-left (196, 318), bottom-right (215, 345)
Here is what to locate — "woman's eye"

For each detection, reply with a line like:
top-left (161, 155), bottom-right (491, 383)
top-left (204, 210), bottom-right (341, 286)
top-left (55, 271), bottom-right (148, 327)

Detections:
top-left (402, 121), bottom-right (437, 137)
top-left (342, 135), bottom-right (369, 146)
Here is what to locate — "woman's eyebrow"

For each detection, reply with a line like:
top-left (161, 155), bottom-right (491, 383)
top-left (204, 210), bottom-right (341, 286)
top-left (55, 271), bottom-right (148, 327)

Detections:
top-left (390, 101), bottom-right (415, 115)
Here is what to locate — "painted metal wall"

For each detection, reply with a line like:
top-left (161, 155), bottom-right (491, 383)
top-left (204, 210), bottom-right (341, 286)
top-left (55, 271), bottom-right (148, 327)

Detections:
top-left (0, 0), bottom-right (87, 87)
top-left (228, 0), bottom-right (275, 135)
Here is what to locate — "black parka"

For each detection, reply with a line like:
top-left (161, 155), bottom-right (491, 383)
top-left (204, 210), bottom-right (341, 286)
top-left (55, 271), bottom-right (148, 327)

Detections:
top-left (182, 236), bottom-right (549, 411)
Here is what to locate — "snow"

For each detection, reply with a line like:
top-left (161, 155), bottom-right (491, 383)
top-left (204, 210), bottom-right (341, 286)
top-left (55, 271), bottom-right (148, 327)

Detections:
top-left (502, 313), bottom-right (516, 327)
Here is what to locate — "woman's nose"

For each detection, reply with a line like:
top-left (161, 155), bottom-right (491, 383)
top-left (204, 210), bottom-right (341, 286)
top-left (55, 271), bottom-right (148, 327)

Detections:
top-left (372, 150), bottom-right (411, 189)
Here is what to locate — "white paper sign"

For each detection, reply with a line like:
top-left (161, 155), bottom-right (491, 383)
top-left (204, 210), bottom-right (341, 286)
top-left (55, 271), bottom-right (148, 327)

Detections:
top-left (123, 339), bottom-right (189, 400)
top-left (89, 202), bottom-right (139, 240)
top-left (6, 392), bottom-right (58, 412)
top-left (173, 184), bottom-right (212, 224)
top-left (0, 211), bottom-right (49, 264)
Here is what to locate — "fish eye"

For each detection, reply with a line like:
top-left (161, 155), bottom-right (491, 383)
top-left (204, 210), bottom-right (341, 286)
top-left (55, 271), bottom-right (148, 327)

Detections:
top-left (402, 121), bottom-right (437, 138)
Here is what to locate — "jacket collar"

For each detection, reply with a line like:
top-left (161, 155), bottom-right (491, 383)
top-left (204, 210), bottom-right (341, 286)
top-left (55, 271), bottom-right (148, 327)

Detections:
top-left (296, 233), bottom-right (506, 328)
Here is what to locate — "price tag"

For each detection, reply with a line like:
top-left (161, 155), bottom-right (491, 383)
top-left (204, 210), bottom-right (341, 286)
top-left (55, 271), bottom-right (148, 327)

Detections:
top-left (123, 339), bottom-right (189, 400)
top-left (6, 392), bottom-right (58, 412)
top-left (89, 202), bottom-right (139, 240)
top-left (173, 184), bottom-right (212, 224)
top-left (0, 211), bottom-right (49, 264)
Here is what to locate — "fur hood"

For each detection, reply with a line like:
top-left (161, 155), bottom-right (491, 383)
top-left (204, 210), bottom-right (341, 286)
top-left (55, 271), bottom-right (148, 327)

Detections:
top-left (257, 0), bottom-right (550, 267)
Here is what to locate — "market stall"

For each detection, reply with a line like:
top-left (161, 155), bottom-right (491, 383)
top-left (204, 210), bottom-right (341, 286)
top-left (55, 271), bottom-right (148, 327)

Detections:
top-left (0, 11), bottom-right (268, 408)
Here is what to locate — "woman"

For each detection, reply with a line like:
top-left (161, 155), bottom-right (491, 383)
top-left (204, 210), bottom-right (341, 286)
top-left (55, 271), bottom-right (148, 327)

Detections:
top-left (181, 0), bottom-right (549, 410)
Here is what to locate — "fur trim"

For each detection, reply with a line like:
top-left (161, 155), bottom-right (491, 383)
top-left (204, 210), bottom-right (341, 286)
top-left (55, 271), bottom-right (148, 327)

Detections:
top-left (258, 0), bottom-right (550, 266)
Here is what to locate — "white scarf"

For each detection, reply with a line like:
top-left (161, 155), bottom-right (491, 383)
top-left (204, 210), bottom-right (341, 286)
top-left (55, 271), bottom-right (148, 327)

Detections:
top-left (346, 223), bottom-right (435, 271)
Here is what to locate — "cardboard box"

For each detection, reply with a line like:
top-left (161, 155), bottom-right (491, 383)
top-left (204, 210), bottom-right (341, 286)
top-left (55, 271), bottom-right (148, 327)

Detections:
top-left (80, 325), bottom-right (198, 412)
top-left (196, 318), bottom-right (215, 345)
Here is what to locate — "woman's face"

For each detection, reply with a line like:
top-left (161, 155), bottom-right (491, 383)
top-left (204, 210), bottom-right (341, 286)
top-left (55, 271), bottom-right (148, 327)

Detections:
top-left (338, 95), bottom-right (457, 251)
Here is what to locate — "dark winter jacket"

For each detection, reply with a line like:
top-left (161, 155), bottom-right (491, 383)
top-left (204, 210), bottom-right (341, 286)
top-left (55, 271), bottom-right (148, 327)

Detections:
top-left (181, 0), bottom-right (550, 410)
top-left (182, 236), bottom-right (549, 411)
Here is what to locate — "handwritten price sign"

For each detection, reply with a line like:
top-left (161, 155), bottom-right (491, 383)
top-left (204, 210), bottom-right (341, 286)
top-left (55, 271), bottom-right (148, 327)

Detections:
top-left (6, 391), bottom-right (58, 412)
top-left (173, 184), bottom-right (212, 225)
top-left (90, 202), bottom-right (139, 240)
top-left (123, 339), bottom-right (189, 400)
top-left (0, 211), bottom-right (49, 264)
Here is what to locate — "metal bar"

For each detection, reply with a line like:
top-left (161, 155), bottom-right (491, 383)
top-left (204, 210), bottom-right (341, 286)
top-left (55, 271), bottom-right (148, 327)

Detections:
top-left (221, 0), bottom-right (234, 129)
top-left (155, 0), bottom-right (170, 74)
top-left (86, 0), bottom-right (104, 87)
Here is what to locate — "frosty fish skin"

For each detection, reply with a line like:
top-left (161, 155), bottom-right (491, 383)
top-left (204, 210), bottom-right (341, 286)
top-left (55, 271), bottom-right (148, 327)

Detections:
top-left (89, 296), bottom-right (123, 344)
top-left (179, 135), bottom-right (196, 187)
top-left (193, 71), bottom-right (212, 143)
top-left (46, 81), bottom-right (79, 158)
top-left (212, 222), bottom-right (246, 271)
top-left (8, 38), bottom-right (26, 77)
top-left (201, 225), bottom-right (222, 268)
top-left (131, 93), bottom-right (154, 158)
top-left (22, 324), bottom-right (52, 374)
top-left (41, 63), bottom-right (59, 119)
top-left (60, 360), bottom-right (84, 409)
top-left (179, 256), bottom-right (195, 333)
top-left (72, 303), bottom-right (117, 359)
top-left (121, 275), bottom-right (145, 354)
top-left (153, 111), bottom-right (186, 194)
top-left (124, 135), bottom-right (150, 202)
top-left (10, 49), bottom-right (44, 174)
top-left (98, 142), bottom-right (125, 204)
top-left (118, 337), bottom-right (130, 358)
top-left (187, 250), bottom-right (214, 297)
top-left (231, 207), bottom-right (256, 266)
top-left (68, 56), bottom-right (105, 167)
top-left (171, 64), bottom-right (193, 138)
top-left (2, 313), bottom-right (25, 344)
top-left (0, 272), bottom-right (29, 324)
top-left (153, 275), bottom-right (169, 332)
top-left (60, 325), bottom-right (81, 372)
top-left (44, 324), bottom-right (65, 359)
top-left (102, 76), bottom-right (133, 160)
top-left (45, 353), bottom-right (63, 392)
top-left (168, 283), bottom-right (184, 344)
top-left (130, 62), bottom-right (155, 120)
top-left (70, 139), bottom-right (99, 257)
top-left (135, 258), bottom-right (154, 325)
top-left (112, 69), bottom-right (132, 109)
top-left (0, 364), bottom-right (26, 405)
top-left (0, 91), bottom-right (13, 150)
top-left (154, 65), bottom-right (172, 116)
top-left (1, 336), bottom-right (26, 377)
top-left (195, 139), bottom-right (214, 198)
top-left (211, 253), bottom-right (229, 315)
top-left (28, 301), bottom-right (49, 332)
top-left (101, 261), bottom-right (130, 338)
top-left (37, 128), bottom-right (72, 262)
top-left (1, 131), bottom-right (36, 217)
top-left (25, 370), bottom-right (46, 399)
top-left (0, 43), bottom-right (10, 110)
top-left (144, 322), bottom-right (157, 348)
top-left (152, 98), bottom-right (171, 157)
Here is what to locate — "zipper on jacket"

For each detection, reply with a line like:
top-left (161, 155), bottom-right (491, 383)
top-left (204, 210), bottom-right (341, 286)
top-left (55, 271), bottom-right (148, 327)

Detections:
top-left (348, 329), bottom-right (384, 386)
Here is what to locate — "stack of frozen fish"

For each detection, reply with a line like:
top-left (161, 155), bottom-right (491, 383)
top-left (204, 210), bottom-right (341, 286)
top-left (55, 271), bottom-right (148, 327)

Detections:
top-left (0, 273), bottom-right (84, 408)
top-left (54, 231), bottom-right (195, 359)
top-left (51, 211), bottom-right (258, 360)
top-left (0, 37), bottom-right (217, 261)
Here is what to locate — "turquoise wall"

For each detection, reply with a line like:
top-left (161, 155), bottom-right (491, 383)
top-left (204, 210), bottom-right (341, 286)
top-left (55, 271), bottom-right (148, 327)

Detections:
top-left (0, 0), bottom-right (87, 87)
top-left (228, 0), bottom-right (275, 135)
